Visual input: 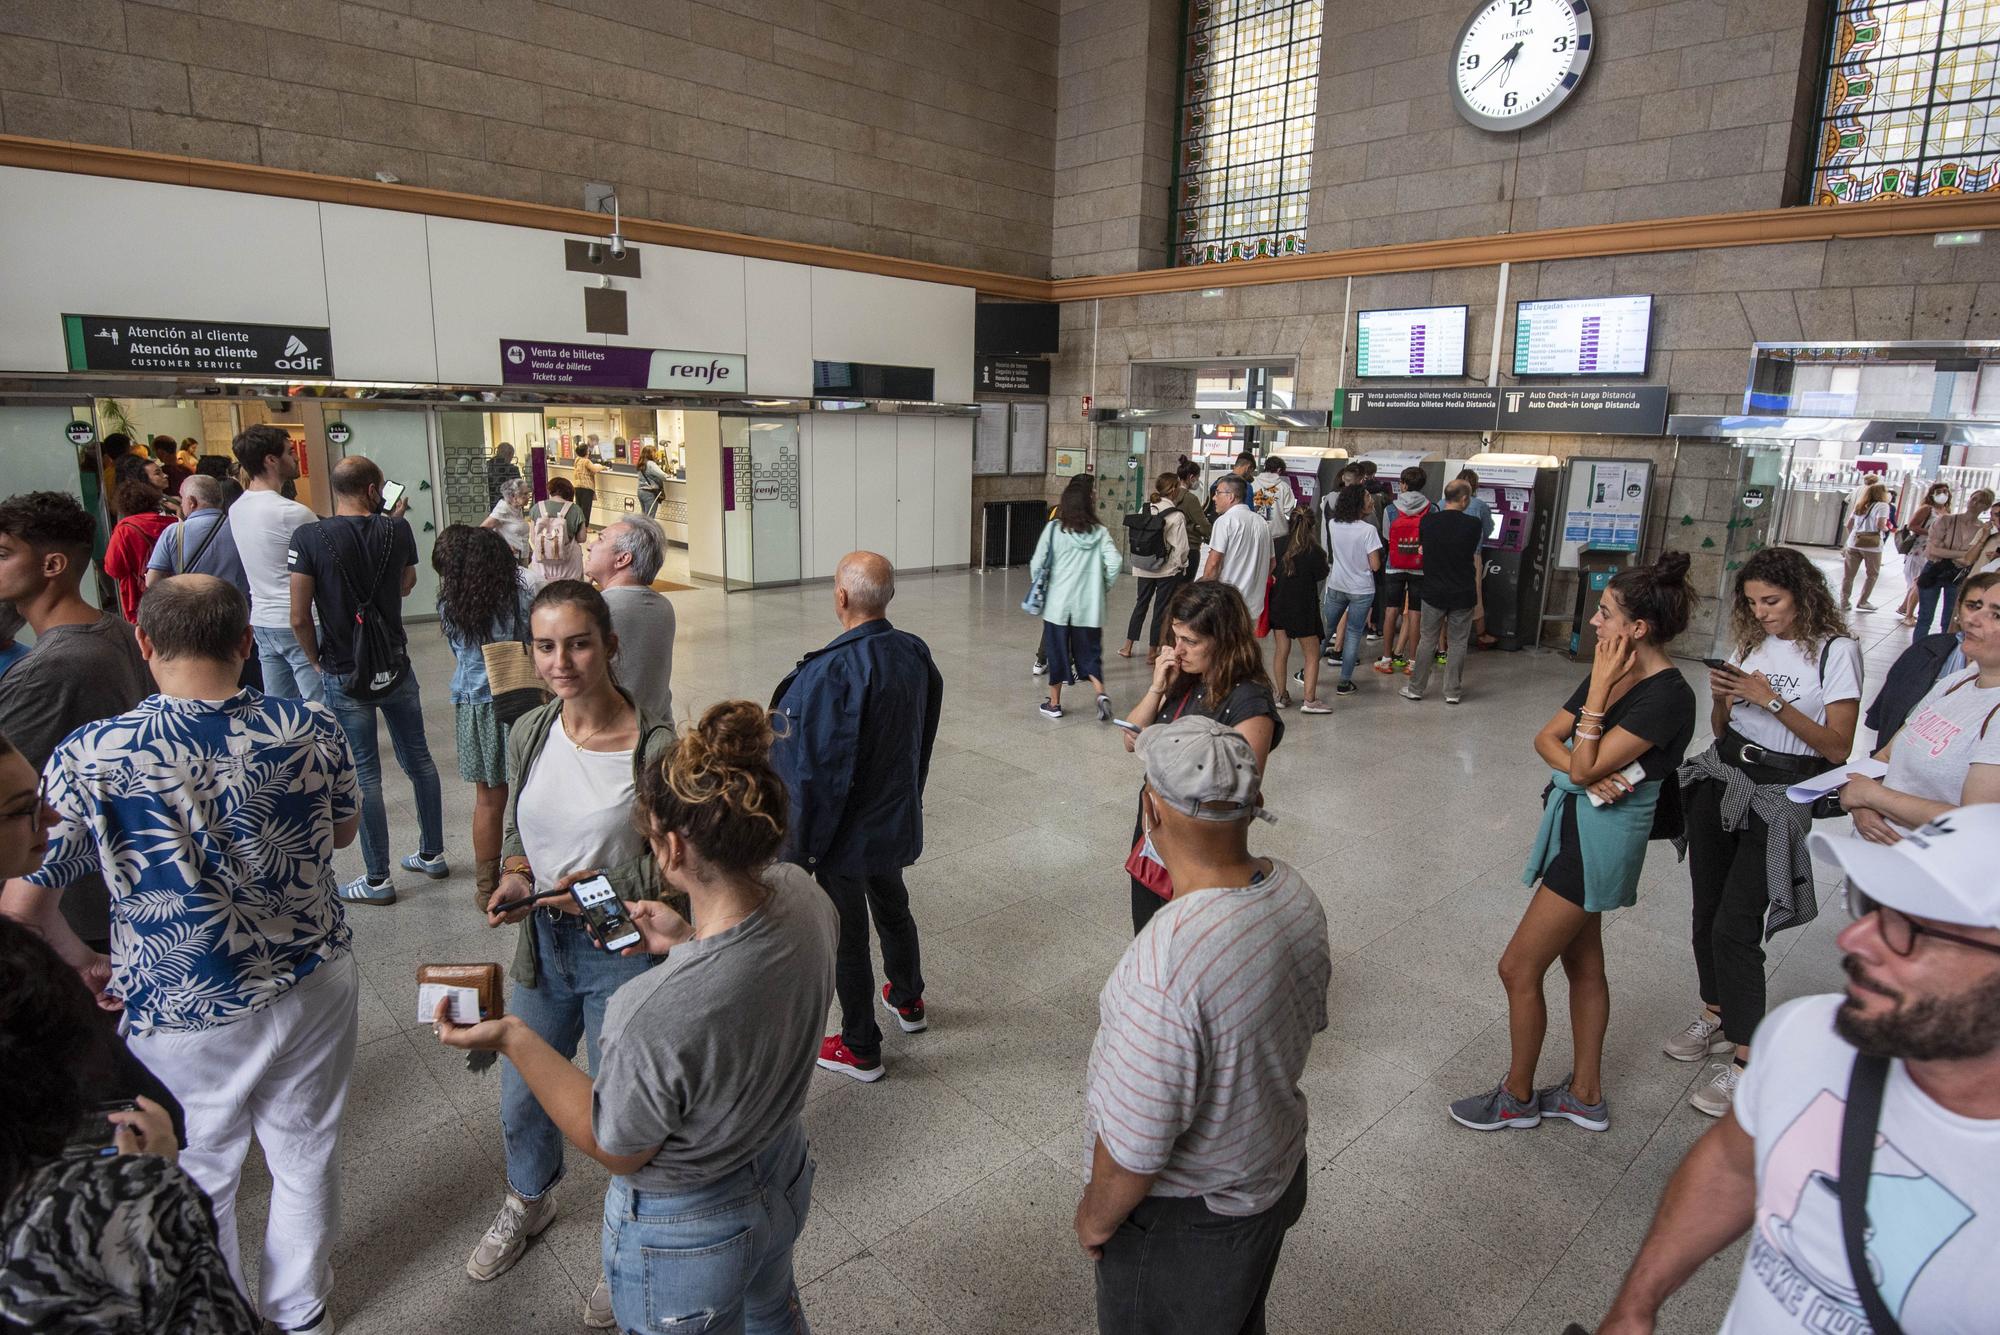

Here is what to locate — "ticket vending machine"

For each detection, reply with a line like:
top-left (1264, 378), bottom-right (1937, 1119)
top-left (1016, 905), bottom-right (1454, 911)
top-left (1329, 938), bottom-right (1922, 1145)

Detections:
top-left (1452, 452), bottom-right (1559, 651)
top-left (1351, 449), bottom-right (1446, 503)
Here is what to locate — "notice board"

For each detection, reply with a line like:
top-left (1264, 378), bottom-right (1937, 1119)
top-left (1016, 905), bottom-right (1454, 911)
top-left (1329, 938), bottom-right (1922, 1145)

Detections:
top-left (1557, 457), bottom-right (1652, 569)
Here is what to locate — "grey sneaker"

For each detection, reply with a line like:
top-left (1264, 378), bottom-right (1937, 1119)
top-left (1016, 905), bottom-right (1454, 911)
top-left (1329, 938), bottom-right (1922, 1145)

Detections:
top-left (465, 1189), bottom-right (557, 1281)
top-left (583, 1273), bottom-right (615, 1329)
top-left (1536, 1075), bottom-right (1609, 1131)
top-left (1448, 1081), bottom-right (1541, 1131)
top-left (1689, 1061), bottom-right (1743, 1118)
top-left (400, 851), bottom-right (449, 879)
top-left (1399, 685), bottom-right (1423, 702)
top-left (1664, 1011), bottom-right (1734, 1063)
top-left (337, 874), bottom-right (396, 907)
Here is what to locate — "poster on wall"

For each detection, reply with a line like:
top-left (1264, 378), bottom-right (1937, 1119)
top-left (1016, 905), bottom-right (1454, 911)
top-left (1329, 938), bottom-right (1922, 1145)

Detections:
top-left (974, 403), bottom-right (1010, 476)
top-left (1010, 402), bottom-right (1048, 475)
top-left (1557, 457), bottom-right (1651, 569)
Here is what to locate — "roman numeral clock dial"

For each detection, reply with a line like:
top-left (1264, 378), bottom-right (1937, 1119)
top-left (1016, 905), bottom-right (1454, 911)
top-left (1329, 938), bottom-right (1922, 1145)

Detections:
top-left (1450, 0), bottom-right (1594, 132)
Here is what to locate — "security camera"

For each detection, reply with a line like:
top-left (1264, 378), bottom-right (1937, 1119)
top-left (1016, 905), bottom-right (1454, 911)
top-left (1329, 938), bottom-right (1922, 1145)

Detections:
top-left (586, 243), bottom-right (604, 265)
top-left (609, 238), bottom-right (627, 261)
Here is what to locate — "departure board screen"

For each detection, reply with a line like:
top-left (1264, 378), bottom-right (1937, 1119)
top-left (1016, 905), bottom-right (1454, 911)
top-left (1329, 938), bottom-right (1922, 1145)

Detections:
top-left (1511, 295), bottom-right (1654, 377)
top-left (1354, 305), bottom-right (1468, 378)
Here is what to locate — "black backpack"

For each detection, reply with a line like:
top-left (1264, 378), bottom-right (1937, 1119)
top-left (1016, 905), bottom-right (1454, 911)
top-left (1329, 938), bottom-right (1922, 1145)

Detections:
top-left (314, 519), bottom-right (410, 702)
top-left (1123, 509), bottom-right (1168, 560)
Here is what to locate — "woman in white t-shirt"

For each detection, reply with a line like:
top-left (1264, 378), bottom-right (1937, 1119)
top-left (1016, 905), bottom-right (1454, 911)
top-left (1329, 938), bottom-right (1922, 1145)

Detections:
top-left (483, 476), bottom-right (534, 566)
top-left (1844, 569), bottom-right (2000, 840)
top-left (1673, 548), bottom-right (1861, 1118)
top-left (1839, 481), bottom-right (1892, 611)
top-left (1318, 483), bottom-right (1383, 695)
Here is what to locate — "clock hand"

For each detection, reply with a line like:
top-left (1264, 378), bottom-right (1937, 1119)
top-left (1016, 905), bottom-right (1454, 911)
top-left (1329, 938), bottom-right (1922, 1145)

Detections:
top-left (1467, 40), bottom-right (1524, 92)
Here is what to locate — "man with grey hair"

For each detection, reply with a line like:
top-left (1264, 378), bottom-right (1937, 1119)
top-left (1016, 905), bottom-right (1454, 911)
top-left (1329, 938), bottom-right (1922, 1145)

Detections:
top-left (1075, 715), bottom-right (1329, 1334)
top-left (147, 472), bottom-right (250, 601)
top-left (1200, 473), bottom-right (1272, 626)
top-left (584, 514), bottom-right (676, 725)
top-left (772, 551), bottom-right (944, 1082)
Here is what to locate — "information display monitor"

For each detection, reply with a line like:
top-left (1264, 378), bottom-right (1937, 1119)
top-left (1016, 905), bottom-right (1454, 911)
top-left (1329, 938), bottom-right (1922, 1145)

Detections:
top-left (1354, 305), bottom-right (1468, 379)
top-left (1511, 295), bottom-right (1653, 377)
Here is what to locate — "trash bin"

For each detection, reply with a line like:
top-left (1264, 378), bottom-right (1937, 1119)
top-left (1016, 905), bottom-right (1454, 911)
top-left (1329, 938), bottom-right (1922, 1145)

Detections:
top-left (1571, 548), bottom-right (1631, 657)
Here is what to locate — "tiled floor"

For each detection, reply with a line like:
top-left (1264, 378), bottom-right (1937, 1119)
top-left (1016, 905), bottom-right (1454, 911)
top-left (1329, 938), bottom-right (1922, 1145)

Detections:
top-left (227, 551), bottom-right (1917, 1334)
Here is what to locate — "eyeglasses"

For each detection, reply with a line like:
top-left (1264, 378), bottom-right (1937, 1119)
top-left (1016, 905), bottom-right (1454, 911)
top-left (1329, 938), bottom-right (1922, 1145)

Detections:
top-left (0, 774), bottom-right (48, 824)
top-left (1845, 885), bottom-right (2000, 959)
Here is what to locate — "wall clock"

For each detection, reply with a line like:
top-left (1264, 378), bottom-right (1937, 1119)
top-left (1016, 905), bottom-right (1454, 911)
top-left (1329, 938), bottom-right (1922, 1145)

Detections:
top-left (1449, 0), bottom-right (1594, 132)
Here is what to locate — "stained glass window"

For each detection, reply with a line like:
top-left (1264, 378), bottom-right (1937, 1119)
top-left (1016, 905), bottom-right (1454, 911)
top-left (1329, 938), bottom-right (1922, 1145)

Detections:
top-left (1811, 1), bottom-right (2000, 204)
top-left (1175, 0), bottom-right (1323, 266)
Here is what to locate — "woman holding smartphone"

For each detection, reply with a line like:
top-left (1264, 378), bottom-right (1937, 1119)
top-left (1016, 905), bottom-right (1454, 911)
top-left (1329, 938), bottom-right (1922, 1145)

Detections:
top-left (1672, 548), bottom-right (1859, 1119)
top-left (437, 701), bottom-right (836, 1335)
top-left (466, 581), bottom-right (675, 1328)
top-left (1449, 555), bottom-right (1696, 1135)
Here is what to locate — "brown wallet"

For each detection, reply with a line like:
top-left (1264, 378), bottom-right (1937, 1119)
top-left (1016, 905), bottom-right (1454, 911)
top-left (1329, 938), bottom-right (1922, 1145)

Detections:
top-left (415, 962), bottom-right (506, 1020)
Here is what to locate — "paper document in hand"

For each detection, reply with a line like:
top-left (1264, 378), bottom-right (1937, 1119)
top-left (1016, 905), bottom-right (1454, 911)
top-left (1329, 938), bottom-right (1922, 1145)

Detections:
top-left (1785, 757), bottom-right (1888, 805)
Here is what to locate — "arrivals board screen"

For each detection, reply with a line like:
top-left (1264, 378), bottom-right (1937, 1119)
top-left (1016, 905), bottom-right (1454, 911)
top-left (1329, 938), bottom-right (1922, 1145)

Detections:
top-left (1354, 305), bottom-right (1468, 378)
top-left (1511, 295), bottom-right (1654, 377)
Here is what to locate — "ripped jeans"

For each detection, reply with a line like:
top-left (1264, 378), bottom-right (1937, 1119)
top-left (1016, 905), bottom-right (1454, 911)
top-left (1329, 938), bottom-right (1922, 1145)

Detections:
top-left (603, 1119), bottom-right (814, 1334)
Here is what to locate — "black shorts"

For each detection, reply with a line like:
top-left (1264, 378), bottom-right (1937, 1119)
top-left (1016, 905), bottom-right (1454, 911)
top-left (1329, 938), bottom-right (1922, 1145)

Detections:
top-left (1539, 792), bottom-right (1586, 908)
top-left (1383, 570), bottom-right (1423, 610)
top-left (1042, 622), bottom-right (1104, 685)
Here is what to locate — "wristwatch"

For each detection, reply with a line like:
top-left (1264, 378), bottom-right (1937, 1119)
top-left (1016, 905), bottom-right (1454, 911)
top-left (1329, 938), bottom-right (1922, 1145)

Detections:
top-left (1763, 696), bottom-right (1785, 715)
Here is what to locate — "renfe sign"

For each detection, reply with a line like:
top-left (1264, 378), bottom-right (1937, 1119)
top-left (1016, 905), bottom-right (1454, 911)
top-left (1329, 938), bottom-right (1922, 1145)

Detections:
top-left (499, 340), bottom-right (745, 392)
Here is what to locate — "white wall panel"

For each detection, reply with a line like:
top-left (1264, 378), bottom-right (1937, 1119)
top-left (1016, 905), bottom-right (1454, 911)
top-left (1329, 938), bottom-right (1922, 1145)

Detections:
top-left (809, 269), bottom-right (977, 403)
top-left (854, 417), bottom-right (898, 566)
top-left (0, 166), bottom-right (327, 373)
top-left (320, 204), bottom-right (437, 383)
top-left (805, 413), bottom-right (858, 580)
top-left (685, 410), bottom-right (724, 581)
top-left (426, 217), bottom-right (603, 385)
top-left (619, 247), bottom-right (748, 360)
top-left (895, 417), bottom-right (936, 569)
top-left (743, 258), bottom-right (813, 396)
top-left (932, 418), bottom-right (974, 569)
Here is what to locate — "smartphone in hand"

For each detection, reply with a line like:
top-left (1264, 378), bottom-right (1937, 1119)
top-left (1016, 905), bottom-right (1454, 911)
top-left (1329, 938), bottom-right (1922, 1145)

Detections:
top-left (1702, 658), bottom-right (1734, 672)
top-left (63, 1100), bottom-right (139, 1159)
top-left (379, 479), bottom-right (407, 512)
top-left (1111, 718), bottom-right (1142, 735)
top-left (570, 874), bottom-right (642, 953)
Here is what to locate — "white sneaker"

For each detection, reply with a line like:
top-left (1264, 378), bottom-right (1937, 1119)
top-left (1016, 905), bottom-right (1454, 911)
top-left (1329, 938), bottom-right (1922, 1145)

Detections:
top-left (1857, 600), bottom-right (1879, 611)
top-left (281, 1307), bottom-right (336, 1335)
top-left (583, 1273), bottom-right (616, 1328)
top-left (1663, 1011), bottom-right (1734, 1063)
top-left (1690, 1061), bottom-right (1743, 1118)
top-left (466, 1189), bottom-right (557, 1281)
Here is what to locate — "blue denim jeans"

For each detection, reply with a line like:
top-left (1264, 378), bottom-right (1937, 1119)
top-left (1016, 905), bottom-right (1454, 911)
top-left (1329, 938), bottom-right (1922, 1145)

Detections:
top-left (253, 625), bottom-right (324, 704)
top-left (1914, 579), bottom-right (1958, 639)
top-left (603, 1120), bottom-right (814, 1335)
top-left (321, 670), bottom-right (444, 881)
top-left (504, 913), bottom-right (658, 1199)
top-left (1321, 588), bottom-right (1375, 684)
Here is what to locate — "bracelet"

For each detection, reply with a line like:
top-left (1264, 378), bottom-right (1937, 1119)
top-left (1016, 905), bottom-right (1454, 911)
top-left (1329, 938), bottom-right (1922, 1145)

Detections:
top-left (1574, 726), bottom-right (1604, 741)
top-left (500, 860), bottom-right (533, 879)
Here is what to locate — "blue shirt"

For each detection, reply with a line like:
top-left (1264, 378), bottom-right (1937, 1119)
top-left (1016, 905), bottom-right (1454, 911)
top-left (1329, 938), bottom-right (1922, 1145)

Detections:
top-left (1463, 494), bottom-right (1495, 547)
top-left (145, 508), bottom-right (251, 599)
top-left (28, 690), bottom-right (359, 1036)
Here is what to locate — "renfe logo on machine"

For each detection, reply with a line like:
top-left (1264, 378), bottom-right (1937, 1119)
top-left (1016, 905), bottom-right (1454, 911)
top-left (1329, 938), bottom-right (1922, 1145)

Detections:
top-left (61, 315), bottom-right (334, 377)
top-left (498, 340), bottom-right (746, 393)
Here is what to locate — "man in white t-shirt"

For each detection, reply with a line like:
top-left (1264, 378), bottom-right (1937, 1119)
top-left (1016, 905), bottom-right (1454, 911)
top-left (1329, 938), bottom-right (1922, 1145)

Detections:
top-left (229, 424), bottom-right (323, 703)
top-left (1598, 808), bottom-right (2000, 1335)
top-left (1200, 475), bottom-right (1271, 625)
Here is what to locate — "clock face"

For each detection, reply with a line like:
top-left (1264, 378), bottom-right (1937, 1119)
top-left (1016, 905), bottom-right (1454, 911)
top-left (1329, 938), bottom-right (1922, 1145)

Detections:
top-left (1450, 0), bottom-right (1594, 132)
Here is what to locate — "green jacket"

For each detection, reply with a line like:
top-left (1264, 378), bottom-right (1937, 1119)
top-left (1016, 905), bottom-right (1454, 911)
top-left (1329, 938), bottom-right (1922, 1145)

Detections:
top-left (502, 691), bottom-right (677, 987)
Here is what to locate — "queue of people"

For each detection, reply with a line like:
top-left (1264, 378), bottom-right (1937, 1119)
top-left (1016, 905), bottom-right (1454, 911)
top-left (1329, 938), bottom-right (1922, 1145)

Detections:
top-left (3, 427), bottom-right (1998, 1335)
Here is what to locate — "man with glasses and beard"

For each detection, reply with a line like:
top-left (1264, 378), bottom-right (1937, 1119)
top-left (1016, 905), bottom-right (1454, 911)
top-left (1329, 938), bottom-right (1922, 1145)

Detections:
top-left (1594, 806), bottom-right (2000, 1335)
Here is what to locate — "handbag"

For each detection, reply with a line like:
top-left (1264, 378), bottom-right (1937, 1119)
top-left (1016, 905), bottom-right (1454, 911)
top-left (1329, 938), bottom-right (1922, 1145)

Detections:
top-left (1916, 557), bottom-right (1964, 590)
top-left (1893, 526), bottom-right (1918, 555)
top-left (1021, 521), bottom-right (1053, 616)
top-left (481, 638), bottom-right (547, 725)
top-left (1838, 1053), bottom-right (1904, 1335)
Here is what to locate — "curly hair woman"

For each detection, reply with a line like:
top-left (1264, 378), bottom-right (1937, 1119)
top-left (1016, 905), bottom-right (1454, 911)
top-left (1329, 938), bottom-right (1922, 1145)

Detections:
top-left (433, 524), bottom-right (535, 909)
top-left (1668, 547), bottom-right (1861, 1117)
top-left (436, 700), bottom-right (835, 1334)
top-left (1117, 579), bottom-right (1284, 932)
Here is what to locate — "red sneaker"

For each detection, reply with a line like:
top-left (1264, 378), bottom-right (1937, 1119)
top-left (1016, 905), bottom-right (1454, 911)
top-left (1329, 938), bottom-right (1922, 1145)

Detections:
top-left (817, 1035), bottom-right (885, 1082)
top-left (881, 983), bottom-right (927, 1033)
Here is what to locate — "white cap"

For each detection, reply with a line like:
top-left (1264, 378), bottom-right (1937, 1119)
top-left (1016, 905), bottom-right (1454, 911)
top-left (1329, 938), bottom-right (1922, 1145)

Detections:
top-left (1808, 806), bottom-right (2000, 931)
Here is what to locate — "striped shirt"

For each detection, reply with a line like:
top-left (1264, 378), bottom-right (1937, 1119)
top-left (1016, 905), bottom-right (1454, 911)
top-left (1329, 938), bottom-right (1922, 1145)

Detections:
top-left (1084, 860), bottom-right (1330, 1216)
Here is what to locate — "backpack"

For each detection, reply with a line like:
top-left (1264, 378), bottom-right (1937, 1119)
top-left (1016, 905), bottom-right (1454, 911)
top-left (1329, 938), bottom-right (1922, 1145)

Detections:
top-left (1387, 501), bottom-right (1430, 571)
top-left (532, 500), bottom-right (576, 565)
top-left (1123, 509), bottom-right (1167, 563)
top-left (313, 520), bottom-right (409, 702)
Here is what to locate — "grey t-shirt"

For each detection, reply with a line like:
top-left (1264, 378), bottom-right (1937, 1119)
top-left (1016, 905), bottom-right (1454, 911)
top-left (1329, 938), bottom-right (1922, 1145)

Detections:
top-left (591, 862), bottom-right (836, 1191)
top-left (0, 611), bottom-right (151, 945)
top-left (602, 585), bottom-right (676, 726)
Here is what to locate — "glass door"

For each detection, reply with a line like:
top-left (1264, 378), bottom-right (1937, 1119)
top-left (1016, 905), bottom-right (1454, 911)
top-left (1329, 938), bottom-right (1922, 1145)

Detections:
top-left (718, 416), bottom-right (802, 590)
top-left (328, 408), bottom-right (444, 616)
top-left (1708, 439), bottom-right (1792, 659)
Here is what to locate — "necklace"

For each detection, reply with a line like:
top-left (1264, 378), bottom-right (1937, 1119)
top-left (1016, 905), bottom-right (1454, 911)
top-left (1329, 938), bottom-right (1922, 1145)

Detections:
top-left (694, 885), bottom-right (772, 940)
top-left (562, 699), bottom-right (625, 751)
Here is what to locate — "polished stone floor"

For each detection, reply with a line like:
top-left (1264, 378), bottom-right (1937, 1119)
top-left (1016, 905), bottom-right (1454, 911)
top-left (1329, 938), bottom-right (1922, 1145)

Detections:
top-left (227, 552), bottom-right (1915, 1334)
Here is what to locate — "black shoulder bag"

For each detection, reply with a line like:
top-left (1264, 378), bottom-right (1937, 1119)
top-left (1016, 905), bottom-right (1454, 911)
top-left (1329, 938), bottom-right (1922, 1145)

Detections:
top-left (314, 519), bottom-right (410, 702)
top-left (1839, 1053), bottom-right (1902, 1335)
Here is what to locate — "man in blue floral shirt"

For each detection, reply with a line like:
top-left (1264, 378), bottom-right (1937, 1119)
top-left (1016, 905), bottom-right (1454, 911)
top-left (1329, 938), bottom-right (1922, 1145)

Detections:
top-left (2, 575), bottom-right (360, 1335)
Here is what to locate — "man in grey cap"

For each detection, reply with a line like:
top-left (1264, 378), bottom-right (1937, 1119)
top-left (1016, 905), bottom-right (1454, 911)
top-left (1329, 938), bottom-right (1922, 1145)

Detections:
top-left (1074, 715), bottom-right (1330, 1335)
top-left (1597, 806), bottom-right (2000, 1334)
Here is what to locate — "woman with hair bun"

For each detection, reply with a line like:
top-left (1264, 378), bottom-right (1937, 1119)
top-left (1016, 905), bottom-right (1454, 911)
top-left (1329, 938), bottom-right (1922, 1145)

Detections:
top-left (438, 700), bottom-right (835, 1335)
top-left (1670, 547), bottom-right (1860, 1119)
top-left (1450, 552), bottom-right (1697, 1135)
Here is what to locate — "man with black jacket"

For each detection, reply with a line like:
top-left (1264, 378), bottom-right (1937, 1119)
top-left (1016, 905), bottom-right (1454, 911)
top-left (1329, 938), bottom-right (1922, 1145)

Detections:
top-left (771, 551), bottom-right (943, 1083)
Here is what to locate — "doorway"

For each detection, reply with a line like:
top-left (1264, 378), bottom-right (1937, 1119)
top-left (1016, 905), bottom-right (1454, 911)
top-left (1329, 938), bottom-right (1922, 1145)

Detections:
top-left (719, 416), bottom-right (802, 589)
top-left (327, 408), bottom-right (445, 615)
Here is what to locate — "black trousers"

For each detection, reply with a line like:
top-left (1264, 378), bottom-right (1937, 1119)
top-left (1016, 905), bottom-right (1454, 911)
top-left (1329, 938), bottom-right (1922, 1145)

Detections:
top-left (1684, 773), bottom-right (1803, 1046)
top-left (1126, 574), bottom-right (1187, 646)
top-left (1095, 1160), bottom-right (1307, 1335)
top-left (574, 486), bottom-right (595, 529)
top-left (817, 869), bottom-right (925, 1060)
